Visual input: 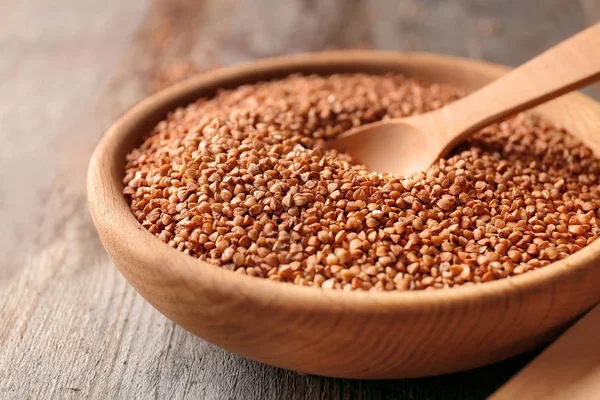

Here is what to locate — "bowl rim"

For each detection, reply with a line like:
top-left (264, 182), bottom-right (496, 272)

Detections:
top-left (87, 50), bottom-right (600, 313)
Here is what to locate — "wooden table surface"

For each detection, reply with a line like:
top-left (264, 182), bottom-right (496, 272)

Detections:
top-left (1, 1), bottom-right (598, 398)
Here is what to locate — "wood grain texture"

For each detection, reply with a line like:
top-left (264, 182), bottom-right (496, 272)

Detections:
top-left (1, 0), bottom-right (599, 398)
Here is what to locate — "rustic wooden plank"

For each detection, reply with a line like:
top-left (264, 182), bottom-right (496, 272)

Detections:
top-left (0, 0), bottom-right (152, 397)
top-left (0, 0), bottom-right (596, 399)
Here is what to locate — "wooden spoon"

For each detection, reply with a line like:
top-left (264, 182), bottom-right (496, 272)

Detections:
top-left (491, 304), bottom-right (600, 400)
top-left (330, 23), bottom-right (600, 176)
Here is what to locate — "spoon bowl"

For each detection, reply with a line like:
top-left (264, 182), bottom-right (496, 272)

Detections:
top-left (332, 118), bottom-right (434, 175)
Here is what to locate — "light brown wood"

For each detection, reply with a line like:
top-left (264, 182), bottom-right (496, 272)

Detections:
top-left (87, 51), bottom-right (600, 379)
top-left (331, 23), bottom-right (600, 176)
top-left (491, 304), bottom-right (600, 400)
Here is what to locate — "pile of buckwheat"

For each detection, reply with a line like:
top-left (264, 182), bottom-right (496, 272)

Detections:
top-left (123, 73), bottom-right (600, 291)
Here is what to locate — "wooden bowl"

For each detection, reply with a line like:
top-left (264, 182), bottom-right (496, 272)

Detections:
top-left (87, 51), bottom-right (600, 379)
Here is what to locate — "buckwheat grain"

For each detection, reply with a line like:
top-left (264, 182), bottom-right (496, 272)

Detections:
top-left (124, 73), bottom-right (600, 291)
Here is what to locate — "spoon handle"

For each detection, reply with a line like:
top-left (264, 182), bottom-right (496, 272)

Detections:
top-left (436, 22), bottom-right (600, 151)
